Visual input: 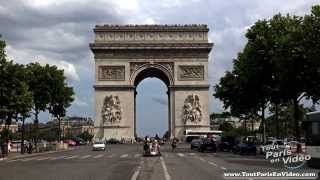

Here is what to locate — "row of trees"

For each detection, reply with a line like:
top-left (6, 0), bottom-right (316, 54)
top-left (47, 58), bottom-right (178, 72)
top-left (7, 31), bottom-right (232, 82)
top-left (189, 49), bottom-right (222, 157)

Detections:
top-left (0, 36), bottom-right (74, 153)
top-left (214, 5), bottom-right (320, 142)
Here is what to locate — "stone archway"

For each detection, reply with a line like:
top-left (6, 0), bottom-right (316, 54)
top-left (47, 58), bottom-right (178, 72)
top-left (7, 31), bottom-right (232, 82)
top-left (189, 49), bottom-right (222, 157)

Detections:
top-left (131, 63), bottom-right (173, 138)
top-left (90, 24), bottom-right (213, 141)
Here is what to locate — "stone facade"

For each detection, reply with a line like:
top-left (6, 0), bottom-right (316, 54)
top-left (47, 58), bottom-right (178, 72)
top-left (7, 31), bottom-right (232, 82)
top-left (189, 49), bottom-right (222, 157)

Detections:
top-left (90, 24), bottom-right (213, 141)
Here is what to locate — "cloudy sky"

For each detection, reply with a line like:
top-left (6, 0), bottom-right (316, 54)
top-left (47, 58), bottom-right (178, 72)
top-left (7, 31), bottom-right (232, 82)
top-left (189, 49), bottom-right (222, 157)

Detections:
top-left (0, 0), bottom-right (318, 136)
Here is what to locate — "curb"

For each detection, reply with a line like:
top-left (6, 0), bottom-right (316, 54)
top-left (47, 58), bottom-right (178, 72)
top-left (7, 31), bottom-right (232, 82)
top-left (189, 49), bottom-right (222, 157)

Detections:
top-left (6, 148), bottom-right (75, 160)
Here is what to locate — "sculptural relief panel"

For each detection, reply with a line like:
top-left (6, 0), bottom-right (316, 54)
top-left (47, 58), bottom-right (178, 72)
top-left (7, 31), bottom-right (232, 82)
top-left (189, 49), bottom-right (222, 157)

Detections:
top-left (182, 94), bottom-right (202, 124)
top-left (102, 95), bottom-right (122, 124)
top-left (98, 66), bottom-right (125, 81)
top-left (178, 65), bottom-right (204, 80)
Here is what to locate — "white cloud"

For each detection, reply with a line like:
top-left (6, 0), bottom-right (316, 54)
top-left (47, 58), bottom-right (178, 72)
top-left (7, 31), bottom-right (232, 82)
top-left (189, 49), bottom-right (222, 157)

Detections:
top-left (73, 95), bottom-right (88, 107)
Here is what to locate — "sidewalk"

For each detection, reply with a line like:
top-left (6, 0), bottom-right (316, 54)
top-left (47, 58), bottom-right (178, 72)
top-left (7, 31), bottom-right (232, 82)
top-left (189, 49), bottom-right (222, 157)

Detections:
top-left (0, 148), bottom-right (75, 161)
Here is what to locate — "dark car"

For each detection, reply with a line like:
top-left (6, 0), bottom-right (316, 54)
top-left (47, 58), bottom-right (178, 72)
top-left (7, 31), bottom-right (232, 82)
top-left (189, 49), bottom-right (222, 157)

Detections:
top-left (198, 138), bottom-right (217, 153)
top-left (190, 139), bottom-right (202, 150)
top-left (233, 142), bottom-right (257, 155)
top-left (219, 136), bottom-right (235, 152)
top-left (107, 138), bottom-right (120, 144)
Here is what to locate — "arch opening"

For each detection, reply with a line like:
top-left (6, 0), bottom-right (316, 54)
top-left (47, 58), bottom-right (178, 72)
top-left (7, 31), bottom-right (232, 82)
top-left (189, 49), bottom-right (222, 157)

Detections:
top-left (133, 67), bottom-right (172, 139)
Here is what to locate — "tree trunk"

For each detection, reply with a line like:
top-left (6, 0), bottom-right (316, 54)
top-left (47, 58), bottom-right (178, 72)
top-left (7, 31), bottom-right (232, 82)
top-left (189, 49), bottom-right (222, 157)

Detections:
top-left (275, 104), bottom-right (280, 138)
top-left (262, 106), bottom-right (266, 144)
top-left (34, 109), bottom-right (39, 152)
top-left (58, 116), bottom-right (61, 142)
top-left (293, 99), bottom-right (300, 141)
top-left (21, 116), bottom-right (25, 154)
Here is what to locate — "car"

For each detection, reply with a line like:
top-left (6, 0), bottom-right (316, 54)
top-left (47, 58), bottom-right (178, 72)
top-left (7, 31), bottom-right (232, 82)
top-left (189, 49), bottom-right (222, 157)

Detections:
top-left (92, 141), bottom-right (106, 151)
top-left (64, 139), bottom-right (77, 146)
top-left (232, 136), bottom-right (257, 155)
top-left (198, 138), bottom-right (217, 153)
top-left (219, 136), bottom-right (235, 152)
top-left (107, 138), bottom-right (120, 144)
top-left (190, 139), bottom-right (202, 150)
top-left (143, 140), bottom-right (161, 156)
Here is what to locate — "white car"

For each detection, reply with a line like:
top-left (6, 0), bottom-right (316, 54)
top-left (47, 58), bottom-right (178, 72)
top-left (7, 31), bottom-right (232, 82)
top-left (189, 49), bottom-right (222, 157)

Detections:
top-left (259, 140), bottom-right (288, 154)
top-left (92, 141), bottom-right (106, 151)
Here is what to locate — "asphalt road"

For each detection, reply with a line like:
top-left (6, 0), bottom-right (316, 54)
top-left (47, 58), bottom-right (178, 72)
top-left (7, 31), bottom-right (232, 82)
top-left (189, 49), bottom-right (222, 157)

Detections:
top-left (0, 144), bottom-right (318, 180)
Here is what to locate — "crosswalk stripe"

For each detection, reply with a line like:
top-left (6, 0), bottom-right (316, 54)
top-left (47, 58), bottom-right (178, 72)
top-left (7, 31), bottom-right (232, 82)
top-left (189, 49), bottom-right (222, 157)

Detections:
top-left (7, 159), bottom-right (19, 163)
top-left (93, 154), bottom-right (104, 159)
top-left (64, 155), bottom-right (78, 159)
top-left (120, 154), bottom-right (128, 158)
top-left (134, 154), bottom-right (141, 158)
top-left (177, 153), bottom-right (184, 157)
top-left (80, 155), bottom-right (91, 159)
top-left (188, 153), bottom-right (195, 156)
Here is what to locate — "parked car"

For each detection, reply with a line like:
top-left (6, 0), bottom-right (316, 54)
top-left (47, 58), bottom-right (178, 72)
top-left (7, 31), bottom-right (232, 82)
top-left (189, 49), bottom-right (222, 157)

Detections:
top-left (64, 139), bottom-right (76, 146)
top-left (190, 138), bottom-right (202, 150)
top-left (219, 136), bottom-right (235, 152)
top-left (107, 138), bottom-right (120, 144)
top-left (233, 142), bottom-right (257, 155)
top-left (92, 141), bottom-right (106, 151)
top-left (198, 138), bottom-right (217, 153)
top-left (72, 137), bottom-right (86, 145)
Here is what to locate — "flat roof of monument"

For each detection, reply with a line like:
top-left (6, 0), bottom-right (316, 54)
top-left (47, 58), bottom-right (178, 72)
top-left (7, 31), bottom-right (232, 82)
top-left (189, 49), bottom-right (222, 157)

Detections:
top-left (94, 24), bottom-right (209, 32)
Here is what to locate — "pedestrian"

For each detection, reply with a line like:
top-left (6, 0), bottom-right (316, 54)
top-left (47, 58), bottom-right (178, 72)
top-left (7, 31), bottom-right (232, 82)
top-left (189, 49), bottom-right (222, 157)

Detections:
top-left (28, 142), bottom-right (33, 154)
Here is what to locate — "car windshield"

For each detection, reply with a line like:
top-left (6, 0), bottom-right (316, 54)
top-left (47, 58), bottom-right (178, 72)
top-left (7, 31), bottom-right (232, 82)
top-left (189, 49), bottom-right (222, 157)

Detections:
top-left (95, 142), bottom-right (104, 144)
top-left (276, 141), bottom-right (284, 145)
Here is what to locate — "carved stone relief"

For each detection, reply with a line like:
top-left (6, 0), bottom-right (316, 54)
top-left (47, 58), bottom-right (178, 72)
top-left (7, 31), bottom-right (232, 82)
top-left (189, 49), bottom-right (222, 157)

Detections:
top-left (98, 66), bottom-right (125, 81)
top-left (182, 94), bottom-right (202, 124)
top-left (178, 65), bottom-right (204, 80)
top-left (102, 95), bottom-right (122, 124)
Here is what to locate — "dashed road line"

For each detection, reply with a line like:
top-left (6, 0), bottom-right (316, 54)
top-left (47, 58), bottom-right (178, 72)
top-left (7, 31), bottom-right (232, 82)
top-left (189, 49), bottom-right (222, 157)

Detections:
top-left (177, 153), bottom-right (185, 157)
top-left (37, 157), bottom-right (51, 161)
top-left (188, 153), bottom-right (195, 156)
top-left (7, 159), bottom-right (19, 163)
top-left (120, 154), bottom-right (128, 158)
top-left (64, 155), bottom-right (78, 160)
top-left (220, 166), bottom-right (227, 170)
top-left (130, 160), bottom-right (143, 180)
top-left (208, 161), bottom-right (218, 167)
top-left (80, 155), bottom-right (91, 159)
top-left (160, 156), bottom-right (171, 180)
top-left (50, 156), bottom-right (66, 160)
top-left (93, 154), bottom-right (104, 159)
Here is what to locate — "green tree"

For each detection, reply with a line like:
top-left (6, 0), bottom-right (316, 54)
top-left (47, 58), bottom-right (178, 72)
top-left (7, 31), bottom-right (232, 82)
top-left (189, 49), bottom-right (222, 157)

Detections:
top-left (78, 131), bottom-right (94, 142)
top-left (46, 65), bottom-right (74, 141)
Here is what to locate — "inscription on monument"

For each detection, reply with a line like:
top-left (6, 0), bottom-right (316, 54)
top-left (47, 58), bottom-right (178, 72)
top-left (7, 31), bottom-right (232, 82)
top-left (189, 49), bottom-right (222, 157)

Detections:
top-left (98, 66), bottom-right (125, 81)
top-left (178, 65), bottom-right (204, 80)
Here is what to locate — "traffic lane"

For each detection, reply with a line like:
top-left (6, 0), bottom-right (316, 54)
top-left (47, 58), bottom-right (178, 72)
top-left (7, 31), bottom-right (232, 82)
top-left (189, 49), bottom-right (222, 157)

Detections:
top-left (0, 144), bottom-right (142, 180)
top-left (163, 151), bottom-right (223, 180)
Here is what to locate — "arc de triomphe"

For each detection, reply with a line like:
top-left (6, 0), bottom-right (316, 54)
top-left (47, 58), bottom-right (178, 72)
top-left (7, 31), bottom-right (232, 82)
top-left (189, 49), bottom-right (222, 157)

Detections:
top-left (90, 24), bottom-right (213, 140)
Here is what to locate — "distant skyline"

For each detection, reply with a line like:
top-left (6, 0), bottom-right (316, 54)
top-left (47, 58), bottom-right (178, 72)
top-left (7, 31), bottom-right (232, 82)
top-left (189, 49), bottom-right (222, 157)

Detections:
top-left (0, 0), bottom-right (319, 135)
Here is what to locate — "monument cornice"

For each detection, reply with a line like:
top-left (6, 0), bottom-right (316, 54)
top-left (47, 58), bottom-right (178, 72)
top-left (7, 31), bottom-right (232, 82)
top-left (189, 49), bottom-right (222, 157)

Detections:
top-left (94, 85), bottom-right (135, 90)
top-left (169, 84), bottom-right (210, 90)
top-left (90, 43), bottom-right (213, 50)
top-left (94, 24), bottom-right (209, 32)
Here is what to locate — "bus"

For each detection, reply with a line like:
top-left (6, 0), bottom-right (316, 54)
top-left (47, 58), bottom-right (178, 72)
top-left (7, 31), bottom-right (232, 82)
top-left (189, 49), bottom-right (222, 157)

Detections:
top-left (304, 111), bottom-right (320, 169)
top-left (184, 130), bottom-right (223, 142)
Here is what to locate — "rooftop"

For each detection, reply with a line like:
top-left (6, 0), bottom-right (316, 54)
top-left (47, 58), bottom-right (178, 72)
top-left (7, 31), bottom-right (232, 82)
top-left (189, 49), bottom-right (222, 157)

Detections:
top-left (94, 24), bottom-right (209, 32)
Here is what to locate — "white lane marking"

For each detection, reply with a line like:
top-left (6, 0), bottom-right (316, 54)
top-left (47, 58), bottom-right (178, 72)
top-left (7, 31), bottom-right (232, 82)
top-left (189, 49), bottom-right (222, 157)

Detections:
top-left (21, 157), bottom-right (37, 162)
top-left (37, 157), bottom-right (51, 161)
top-left (160, 156), bottom-right (171, 180)
top-left (134, 154), bottom-right (141, 158)
top-left (80, 155), bottom-right (91, 159)
top-left (188, 153), bottom-right (195, 156)
top-left (64, 155), bottom-right (78, 160)
top-left (130, 160), bottom-right (143, 180)
top-left (208, 161), bottom-right (218, 167)
top-left (220, 166), bottom-right (227, 170)
top-left (177, 153), bottom-right (184, 157)
top-left (93, 154), bottom-right (104, 159)
top-left (199, 157), bottom-right (205, 162)
top-left (50, 156), bottom-right (66, 160)
top-left (120, 154), bottom-right (128, 158)
top-left (7, 159), bottom-right (19, 163)
top-left (0, 158), bottom-right (7, 161)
